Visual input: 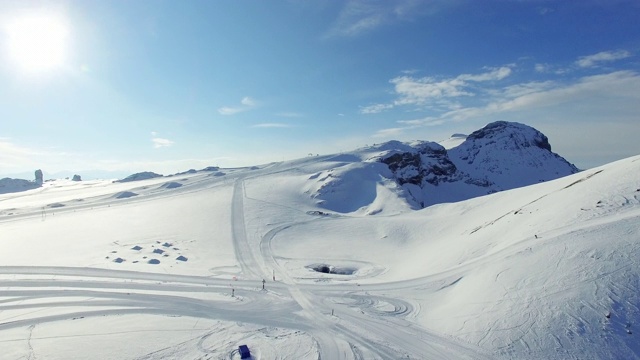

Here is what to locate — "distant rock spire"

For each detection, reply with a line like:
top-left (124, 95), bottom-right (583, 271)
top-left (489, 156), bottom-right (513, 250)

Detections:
top-left (35, 169), bottom-right (43, 185)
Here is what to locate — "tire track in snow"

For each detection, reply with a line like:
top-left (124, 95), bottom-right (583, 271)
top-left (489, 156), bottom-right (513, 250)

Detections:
top-left (231, 177), bottom-right (262, 280)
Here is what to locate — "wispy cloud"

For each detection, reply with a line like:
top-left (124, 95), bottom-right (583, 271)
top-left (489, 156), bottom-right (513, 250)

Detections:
top-left (575, 50), bottom-right (631, 68)
top-left (324, 0), bottom-right (448, 38)
top-left (394, 70), bottom-right (640, 127)
top-left (360, 103), bottom-right (394, 114)
top-left (251, 123), bottom-right (291, 128)
top-left (373, 127), bottom-right (406, 138)
top-left (390, 66), bottom-right (512, 106)
top-left (0, 139), bottom-right (40, 169)
top-left (275, 111), bottom-right (304, 118)
top-left (218, 96), bottom-right (257, 115)
top-left (152, 137), bottom-right (174, 148)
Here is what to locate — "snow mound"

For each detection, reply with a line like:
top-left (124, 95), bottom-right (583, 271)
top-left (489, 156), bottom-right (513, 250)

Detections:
top-left (160, 181), bottom-right (183, 189)
top-left (114, 191), bottom-right (138, 199)
top-left (115, 172), bottom-right (163, 183)
top-left (304, 161), bottom-right (410, 214)
top-left (439, 133), bottom-right (468, 149)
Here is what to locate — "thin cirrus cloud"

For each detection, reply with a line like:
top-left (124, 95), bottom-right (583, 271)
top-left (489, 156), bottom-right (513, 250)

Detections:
top-left (324, 0), bottom-right (445, 38)
top-left (218, 96), bottom-right (257, 115)
top-left (359, 103), bottom-right (394, 114)
top-left (251, 123), bottom-right (291, 128)
top-left (275, 111), bottom-right (304, 118)
top-left (575, 50), bottom-right (631, 68)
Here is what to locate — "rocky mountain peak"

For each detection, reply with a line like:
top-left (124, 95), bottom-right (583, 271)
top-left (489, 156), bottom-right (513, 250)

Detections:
top-left (358, 121), bottom-right (580, 208)
top-left (465, 121), bottom-right (552, 151)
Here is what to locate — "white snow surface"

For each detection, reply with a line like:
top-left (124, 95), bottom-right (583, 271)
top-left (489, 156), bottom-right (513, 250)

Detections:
top-left (1, 152), bottom-right (639, 359)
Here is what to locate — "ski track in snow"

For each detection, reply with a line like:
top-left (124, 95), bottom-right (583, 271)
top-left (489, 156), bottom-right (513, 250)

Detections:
top-left (1, 154), bottom-right (639, 359)
top-left (0, 170), bottom-right (489, 360)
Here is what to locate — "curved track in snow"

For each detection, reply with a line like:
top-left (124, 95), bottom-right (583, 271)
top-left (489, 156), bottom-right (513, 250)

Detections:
top-left (0, 169), bottom-right (492, 360)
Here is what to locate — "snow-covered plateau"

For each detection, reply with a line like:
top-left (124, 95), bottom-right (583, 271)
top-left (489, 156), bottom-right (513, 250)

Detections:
top-left (0, 122), bottom-right (638, 359)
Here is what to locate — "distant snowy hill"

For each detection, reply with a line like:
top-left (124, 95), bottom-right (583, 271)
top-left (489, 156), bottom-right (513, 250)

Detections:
top-left (114, 171), bottom-right (163, 183)
top-left (307, 121), bottom-right (579, 211)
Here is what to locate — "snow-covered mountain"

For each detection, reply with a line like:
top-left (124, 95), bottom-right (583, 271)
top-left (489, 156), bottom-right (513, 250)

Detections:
top-left (0, 122), bottom-right (638, 359)
top-left (308, 121), bottom-right (579, 211)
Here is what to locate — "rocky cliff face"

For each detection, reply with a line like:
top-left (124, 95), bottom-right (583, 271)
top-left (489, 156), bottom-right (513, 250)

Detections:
top-left (380, 141), bottom-right (461, 187)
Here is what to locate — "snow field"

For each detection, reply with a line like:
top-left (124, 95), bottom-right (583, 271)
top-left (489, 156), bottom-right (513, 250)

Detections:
top-left (0, 154), bottom-right (638, 358)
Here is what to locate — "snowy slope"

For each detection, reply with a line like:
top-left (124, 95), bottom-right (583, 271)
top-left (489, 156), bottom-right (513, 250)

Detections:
top-left (0, 139), bottom-right (638, 359)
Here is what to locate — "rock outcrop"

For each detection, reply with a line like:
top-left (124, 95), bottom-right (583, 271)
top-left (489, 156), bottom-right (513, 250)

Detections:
top-left (35, 169), bottom-right (43, 185)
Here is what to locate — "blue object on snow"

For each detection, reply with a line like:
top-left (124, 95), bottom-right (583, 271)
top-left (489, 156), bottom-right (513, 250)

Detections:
top-left (239, 344), bottom-right (251, 359)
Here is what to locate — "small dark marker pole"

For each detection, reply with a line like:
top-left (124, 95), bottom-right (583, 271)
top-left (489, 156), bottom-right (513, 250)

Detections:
top-left (262, 279), bottom-right (265, 290)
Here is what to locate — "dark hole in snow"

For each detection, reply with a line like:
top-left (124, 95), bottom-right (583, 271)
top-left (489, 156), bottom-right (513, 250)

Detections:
top-left (308, 263), bottom-right (357, 275)
top-left (148, 259), bottom-right (160, 264)
top-left (113, 258), bottom-right (125, 263)
top-left (153, 248), bottom-right (164, 254)
top-left (131, 245), bottom-right (142, 250)
top-left (176, 255), bottom-right (188, 262)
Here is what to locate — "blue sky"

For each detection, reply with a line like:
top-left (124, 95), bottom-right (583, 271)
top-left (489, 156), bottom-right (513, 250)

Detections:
top-left (1, 0), bottom-right (639, 179)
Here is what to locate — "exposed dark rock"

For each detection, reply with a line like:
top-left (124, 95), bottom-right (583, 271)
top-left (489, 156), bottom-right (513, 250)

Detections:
top-left (380, 142), bottom-right (460, 187)
top-left (72, 174), bottom-right (82, 181)
top-left (0, 178), bottom-right (41, 194)
top-left (35, 169), bottom-right (43, 185)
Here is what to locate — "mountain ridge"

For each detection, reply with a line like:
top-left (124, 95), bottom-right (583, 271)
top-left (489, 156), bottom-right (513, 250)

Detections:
top-left (309, 121), bottom-right (579, 211)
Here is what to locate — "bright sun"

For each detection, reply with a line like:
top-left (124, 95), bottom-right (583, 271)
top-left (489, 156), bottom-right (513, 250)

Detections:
top-left (5, 13), bottom-right (69, 73)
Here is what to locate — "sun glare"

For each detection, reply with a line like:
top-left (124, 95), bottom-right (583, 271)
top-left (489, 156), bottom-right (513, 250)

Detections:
top-left (5, 13), bottom-right (69, 73)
